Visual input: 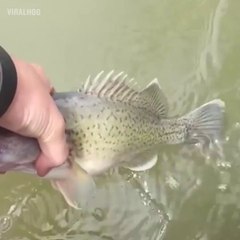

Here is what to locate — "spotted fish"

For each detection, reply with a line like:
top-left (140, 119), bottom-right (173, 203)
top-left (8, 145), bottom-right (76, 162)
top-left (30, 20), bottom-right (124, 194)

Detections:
top-left (0, 70), bottom-right (225, 208)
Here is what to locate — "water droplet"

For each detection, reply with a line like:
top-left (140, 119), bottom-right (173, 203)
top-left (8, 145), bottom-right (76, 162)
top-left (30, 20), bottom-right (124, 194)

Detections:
top-left (143, 180), bottom-right (149, 193)
top-left (132, 173), bottom-right (137, 178)
top-left (196, 179), bottom-right (202, 186)
top-left (216, 160), bottom-right (231, 168)
top-left (218, 184), bottom-right (227, 191)
top-left (195, 143), bottom-right (200, 148)
top-left (165, 175), bottom-right (179, 189)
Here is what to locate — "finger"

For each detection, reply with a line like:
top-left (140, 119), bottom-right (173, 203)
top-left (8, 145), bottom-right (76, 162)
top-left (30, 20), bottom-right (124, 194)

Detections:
top-left (30, 63), bottom-right (45, 76)
top-left (33, 65), bottom-right (56, 96)
top-left (35, 135), bottom-right (69, 176)
top-left (35, 108), bottom-right (69, 176)
top-left (30, 63), bottom-right (51, 90)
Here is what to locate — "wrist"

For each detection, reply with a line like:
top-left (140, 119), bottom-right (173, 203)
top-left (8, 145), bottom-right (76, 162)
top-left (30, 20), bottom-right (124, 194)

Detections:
top-left (0, 46), bottom-right (17, 117)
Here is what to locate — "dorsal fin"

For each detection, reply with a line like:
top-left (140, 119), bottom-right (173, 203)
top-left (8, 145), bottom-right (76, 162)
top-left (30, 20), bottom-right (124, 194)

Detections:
top-left (78, 71), bottom-right (168, 118)
top-left (138, 78), bottom-right (168, 117)
top-left (78, 71), bottom-right (139, 103)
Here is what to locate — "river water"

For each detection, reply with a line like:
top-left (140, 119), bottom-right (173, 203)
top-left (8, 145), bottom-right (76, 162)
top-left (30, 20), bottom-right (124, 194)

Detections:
top-left (0, 0), bottom-right (240, 239)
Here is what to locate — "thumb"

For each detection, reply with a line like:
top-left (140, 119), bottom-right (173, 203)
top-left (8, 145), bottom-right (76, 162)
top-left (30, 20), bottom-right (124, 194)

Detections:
top-left (35, 115), bottom-right (69, 177)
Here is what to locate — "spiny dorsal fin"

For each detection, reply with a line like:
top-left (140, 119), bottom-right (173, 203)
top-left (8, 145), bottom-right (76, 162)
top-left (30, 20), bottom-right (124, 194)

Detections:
top-left (78, 71), bottom-right (139, 103)
top-left (138, 78), bottom-right (168, 117)
top-left (78, 71), bottom-right (168, 118)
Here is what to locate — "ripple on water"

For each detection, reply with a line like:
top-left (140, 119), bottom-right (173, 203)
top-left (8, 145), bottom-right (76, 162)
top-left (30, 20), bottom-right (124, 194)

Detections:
top-left (0, 171), bottom-right (168, 240)
top-left (0, 215), bottom-right (12, 237)
top-left (0, 92), bottom-right (234, 240)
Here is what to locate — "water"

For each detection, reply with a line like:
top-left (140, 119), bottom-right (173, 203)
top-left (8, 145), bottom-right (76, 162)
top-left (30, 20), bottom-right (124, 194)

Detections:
top-left (0, 0), bottom-right (239, 239)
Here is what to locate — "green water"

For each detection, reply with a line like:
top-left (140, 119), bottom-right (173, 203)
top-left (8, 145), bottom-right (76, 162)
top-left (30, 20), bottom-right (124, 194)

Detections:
top-left (0, 0), bottom-right (240, 239)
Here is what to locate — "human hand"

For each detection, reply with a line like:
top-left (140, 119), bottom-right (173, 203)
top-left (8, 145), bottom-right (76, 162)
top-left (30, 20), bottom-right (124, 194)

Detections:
top-left (0, 58), bottom-right (69, 176)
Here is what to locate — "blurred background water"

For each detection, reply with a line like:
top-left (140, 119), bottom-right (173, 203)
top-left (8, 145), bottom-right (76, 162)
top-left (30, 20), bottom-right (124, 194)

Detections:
top-left (0, 0), bottom-right (240, 239)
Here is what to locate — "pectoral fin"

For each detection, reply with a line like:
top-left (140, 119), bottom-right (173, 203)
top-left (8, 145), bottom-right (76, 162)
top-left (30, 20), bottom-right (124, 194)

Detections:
top-left (123, 151), bottom-right (158, 171)
top-left (51, 163), bottom-right (96, 209)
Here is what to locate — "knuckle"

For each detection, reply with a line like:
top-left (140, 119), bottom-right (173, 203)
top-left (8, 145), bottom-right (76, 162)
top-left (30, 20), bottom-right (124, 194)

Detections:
top-left (54, 115), bottom-right (66, 134)
top-left (32, 63), bottom-right (42, 72)
top-left (41, 112), bottom-right (65, 143)
top-left (36, 65), bottom-right (44, 73)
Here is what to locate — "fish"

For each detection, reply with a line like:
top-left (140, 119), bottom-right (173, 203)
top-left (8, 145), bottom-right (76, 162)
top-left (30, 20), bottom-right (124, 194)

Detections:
top-left (0, 69), bottom-right (225, 209)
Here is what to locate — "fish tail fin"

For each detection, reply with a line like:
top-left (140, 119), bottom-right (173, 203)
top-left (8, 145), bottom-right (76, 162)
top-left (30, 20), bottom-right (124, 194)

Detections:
top-left (183, 99), bottom-right (225, 154)
top-left (51, 163), bottom-right (96, 209)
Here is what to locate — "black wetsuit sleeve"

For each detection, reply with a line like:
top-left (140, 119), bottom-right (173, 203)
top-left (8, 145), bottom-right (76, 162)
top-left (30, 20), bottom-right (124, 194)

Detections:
top-left (0, 46), bottom-right (17, 117)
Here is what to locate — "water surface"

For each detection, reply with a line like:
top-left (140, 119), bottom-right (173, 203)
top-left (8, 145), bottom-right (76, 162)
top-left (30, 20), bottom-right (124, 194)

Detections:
top-left (0, 0), bottom-right (240, 239)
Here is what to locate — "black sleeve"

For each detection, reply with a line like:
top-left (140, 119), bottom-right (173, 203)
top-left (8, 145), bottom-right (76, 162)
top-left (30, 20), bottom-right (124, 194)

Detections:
top-left (0, 46), bottom-right (17, 117)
